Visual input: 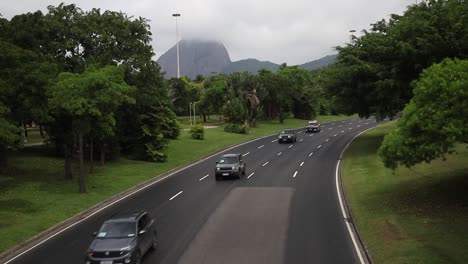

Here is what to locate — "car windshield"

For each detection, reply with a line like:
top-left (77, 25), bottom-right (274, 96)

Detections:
top-left (308, 121), bottom-right (317, 124)
top-left (219, 156), bottom-right (238, 164)
top-left (281, 130), bottom-right (293, 134)
top-left (97, 222), bottom-right (136, 239)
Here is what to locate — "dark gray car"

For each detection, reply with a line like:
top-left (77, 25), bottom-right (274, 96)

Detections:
top-left (215, 153), bottom-right (246, 180)
top-left (85, 211), bottom-right (157, 264)
top-left (278, 129), bottom-right (297, 143)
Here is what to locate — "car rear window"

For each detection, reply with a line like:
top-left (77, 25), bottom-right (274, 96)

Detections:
top-left (97, 222), bottom-right (136, 239)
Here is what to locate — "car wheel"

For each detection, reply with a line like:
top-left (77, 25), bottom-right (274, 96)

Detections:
top-left (151, 232), bottom-right (157, 250)
top-left (243, 166), bottom-right (246, 176)
top-left (215, 176), bottom-right (221, 181)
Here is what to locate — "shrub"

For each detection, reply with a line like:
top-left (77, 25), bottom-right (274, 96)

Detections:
top-left (190, 124), bottom-right (204, 140)
top-left (224, 123), bottom-right (249, 134)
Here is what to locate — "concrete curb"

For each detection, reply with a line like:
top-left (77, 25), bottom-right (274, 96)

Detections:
top-left (335, 124), bottom-right (380, 264)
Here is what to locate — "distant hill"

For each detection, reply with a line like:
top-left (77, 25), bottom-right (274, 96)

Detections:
top-left (298, 54), bottom-right (337, 71)
top-left (157, 39), bottom-right (337, 78)
top-left (157, 39), bottom-right (231, 79)
top-left (221, 59), bottom-right (279, 74)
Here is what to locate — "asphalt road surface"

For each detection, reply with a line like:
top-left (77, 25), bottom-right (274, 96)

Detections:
top-left (7, 117), bottom-right (379, 264)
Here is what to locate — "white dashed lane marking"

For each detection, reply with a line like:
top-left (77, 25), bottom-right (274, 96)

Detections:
top-left (326, 139), bottom-right (330, 142)
top-left (247, 172), bottom-right (255, 179)
top-left (243, 152), bottom-right (250, 157)
top-left (262, 161), bottom-right (269, 167)
top-left (309, 152), bottom-right (314, 157)
top-left (317, 145), bottom-right (322, 149)
top-left (288, 145), bottom-right (293, 149)
top-left (293, 171), bottom-right (298, 178)
top-left (298, 131), bottom-right (303, 134)
top-left (258, 145), bottom-right (264, 149)
top-left (300, 139), bottom-right (304, 142)
top-left (277, 152), bottom-right (282, 156)
top-left (334, 134), bottom-right (337, 137)
top-left (341, 131), bottom-right (345, 133)
top-left (199, 174), bottom-right (209, 181)
top-left (169, 191), bottom-right (183, 201)
top-left (271, 139), bottom-right (276, 143)
top-left (300, 162), bottom-right (304, 167)
top-left (328, 128), bottom-right (332, 130)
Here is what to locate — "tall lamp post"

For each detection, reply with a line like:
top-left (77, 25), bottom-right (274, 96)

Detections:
top-left (172, 13), bottom-right (181, 78)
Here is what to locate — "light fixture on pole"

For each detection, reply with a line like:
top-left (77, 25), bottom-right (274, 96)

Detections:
top-left (172, 13), bottom-right (181, 78)
top-left (193, 102), bottom-right (196, 124)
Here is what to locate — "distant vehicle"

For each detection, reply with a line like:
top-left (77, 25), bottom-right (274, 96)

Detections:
top-left (278, 129), bottom-right (297, 143)
top-left (305, 120), bottom-right (321, 133)
top-left (85, 211), bottom-right (157, 264)
top-left (215, 153), bottom-right (246, 180)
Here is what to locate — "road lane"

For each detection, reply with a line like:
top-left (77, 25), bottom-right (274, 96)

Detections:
top-left (6, 118), bottom-right (376, 264)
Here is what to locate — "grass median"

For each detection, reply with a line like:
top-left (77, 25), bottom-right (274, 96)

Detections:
top-left (0, 115), bottom-right (351, 253)
top-left (342, 121), bottom-right (468, 263)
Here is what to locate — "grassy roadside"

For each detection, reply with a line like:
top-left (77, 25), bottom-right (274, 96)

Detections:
top-left (0, 115), bottom-right (351, 253)
top-left (342, 121), bottom-right (468, 263)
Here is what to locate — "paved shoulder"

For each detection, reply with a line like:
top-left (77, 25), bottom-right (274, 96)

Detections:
top-left (178, 187), bottom-right (294, 264)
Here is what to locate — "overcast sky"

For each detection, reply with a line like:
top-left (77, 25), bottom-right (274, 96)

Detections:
top-left (1, 0), bottom-right (412, 65)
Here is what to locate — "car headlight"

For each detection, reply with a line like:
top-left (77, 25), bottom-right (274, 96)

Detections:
top-left (278, 135), bottom-right (281, 138)
top-left (232, 166), bottom-right (238, 170)
top-left (288, 135), bottom-right (291, 138)
top-left (216, 167), bottom-right (220, 171)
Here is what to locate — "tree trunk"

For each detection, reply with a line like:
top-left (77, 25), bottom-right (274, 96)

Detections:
top-left (203, 114), bottom-right (207, 123)
top-left (279, 108), bottom-right (284, 124)
top-left (78, 132), bottom-right (86, 193)
top-left (64, 143), bottom-right (73, 180)
top-left (39, 125), bottom-right (44, 138)
top-left (100, 143), bottom-right (106, 166)
top-left (0, 147), bottom-right (7, 172)
top-left (89, 137), bottom-right (94, 173)
top-left (23, 122), bottom-right (28, 138)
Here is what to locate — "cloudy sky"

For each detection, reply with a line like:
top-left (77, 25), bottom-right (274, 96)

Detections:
top-left (1, 0), bottom-right (412, 65)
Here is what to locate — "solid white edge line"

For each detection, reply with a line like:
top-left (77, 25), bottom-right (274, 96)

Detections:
top-left (300, 162), bottom-right (304, 167)
top-left (247, 172), bottom-right (255, 179)
top-left (262, 161), bottom-right (269, 166)
top-left (335, 124), bottom-right (382, 264)
top-left (293, 171), bottom-right (298, 177)
top-left (2, 117), bottom-right (360, 264)
top-left (242, 152), bottom-right (250, 157)
top-left (199, 174), bottom-right (209, 181)
top-left (169, 191), bottom-right (183, 201)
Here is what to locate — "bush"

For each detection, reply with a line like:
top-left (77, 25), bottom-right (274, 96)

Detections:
top-left (190, 124), bottom-right (204, 140)
top-left (224, 123), bottom-right (249, 134)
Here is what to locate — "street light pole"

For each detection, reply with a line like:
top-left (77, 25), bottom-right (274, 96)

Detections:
top-left (172, 13), bottom-right (181, 78)
top-left (189, 102), bottom-right (192, 126)
top-left (193, 102), bottom-right (196, 124)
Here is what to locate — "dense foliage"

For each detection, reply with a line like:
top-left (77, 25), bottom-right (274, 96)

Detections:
top-left (329, 0), bottom-right (467, 120)
top-left (0, 4), bottom-right (179, 192)
top-left (378, 58), bottom-right (468, 169)
top-left (189, 124), bottom-right (205, 140)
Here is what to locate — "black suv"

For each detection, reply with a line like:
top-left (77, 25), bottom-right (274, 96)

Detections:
top-left (278, 129), bottom-right (297, 143)
top-left (85, 211), bottom-right (157, 264)
top-left (215, 153), bottom-right (246, 180)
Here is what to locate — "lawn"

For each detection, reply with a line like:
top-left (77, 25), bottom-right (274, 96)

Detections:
top-left (0, 115), bottom-right (352, 253)
top-left (342, 121), bottom-right (468, 263)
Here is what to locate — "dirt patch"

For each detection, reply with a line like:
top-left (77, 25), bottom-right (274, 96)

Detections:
top-left (377, 219), bottom-right (404, 245)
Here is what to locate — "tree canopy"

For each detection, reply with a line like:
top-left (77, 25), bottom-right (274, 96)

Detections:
top-left (378, 58), bottom-right (468, 169)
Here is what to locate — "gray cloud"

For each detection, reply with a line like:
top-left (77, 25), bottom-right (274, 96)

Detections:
top-left (1, 0), bottom-right (411, 64)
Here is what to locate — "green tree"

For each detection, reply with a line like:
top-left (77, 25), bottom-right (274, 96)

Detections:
top-left (48, 65), bottom-right (134, 192)
top-left (0, 103), bottom-right (21, 169)
top-left (379, 58), bottom-right (468, 169)
top-left (331, 0), bottom-right (468, 119)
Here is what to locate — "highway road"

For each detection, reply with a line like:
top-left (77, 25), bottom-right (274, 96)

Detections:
top-left (6, 117), bottom-right (379, 264)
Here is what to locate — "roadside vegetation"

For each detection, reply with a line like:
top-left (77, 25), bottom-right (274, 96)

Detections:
top-left (0, 115), bottom-right (350, 253)
top-left (343, 122), bottom-right (468, 263)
